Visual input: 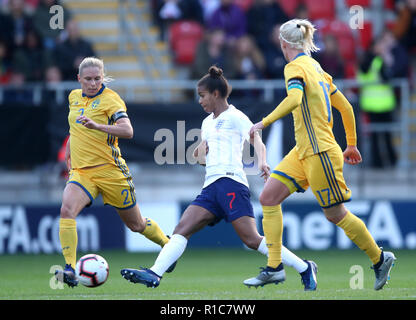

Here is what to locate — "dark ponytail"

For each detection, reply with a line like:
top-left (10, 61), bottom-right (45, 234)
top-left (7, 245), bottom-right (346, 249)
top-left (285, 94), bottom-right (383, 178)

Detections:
top-left (197, 65), bottom-right (232, 98)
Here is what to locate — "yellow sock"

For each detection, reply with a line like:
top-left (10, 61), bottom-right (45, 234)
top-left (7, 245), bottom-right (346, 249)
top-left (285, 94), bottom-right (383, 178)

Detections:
top-left (262, 204), bottom-right (283, 268)
top-left (141, 217), bottom-right (169, 247)
top-left (59, 218), bottom-right (77, 268)
top-left (336, 211), bottom-right (382, 264)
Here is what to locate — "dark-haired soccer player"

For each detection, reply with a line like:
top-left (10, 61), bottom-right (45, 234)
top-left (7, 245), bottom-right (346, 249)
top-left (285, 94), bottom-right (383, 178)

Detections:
top-left (120, 66), bottom-right (318, 290)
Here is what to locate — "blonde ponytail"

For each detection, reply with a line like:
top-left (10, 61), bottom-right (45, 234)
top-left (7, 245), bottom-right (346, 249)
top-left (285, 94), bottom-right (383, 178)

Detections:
top-left (280, 19), bottom-right (320, 56)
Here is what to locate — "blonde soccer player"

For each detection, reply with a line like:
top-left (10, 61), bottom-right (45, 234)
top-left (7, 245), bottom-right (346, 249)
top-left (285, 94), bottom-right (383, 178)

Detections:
top-left (55, 57), bottom-right (174, 287)
top-left (120, 66), bottom-right (318, 290)
top-left (243, 19), bottom-right (396, 291)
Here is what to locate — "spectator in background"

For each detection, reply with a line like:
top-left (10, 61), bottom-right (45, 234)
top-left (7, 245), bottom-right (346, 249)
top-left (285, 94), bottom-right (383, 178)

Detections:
top-left (44, 64), bottom-right (62, 83)
top-left (199, 0), bottom-right (220, 23)
top-left (232, 35), bottom-right (266, 98)
top-left (11, 29), bottom-right (50, 82)
top-left (0, 0), bottom-right (33, 56)
top-left (32, 0), bottom-right (70, 50)
top-left (264, 24), bottom-right (286, 79)
top-left (233, 35), bottom-right (266, 80)
top-left (0, 39), bottom-right (13, 84)
top-left (208, 0), bottom-right (247, 47)
top-left (315, 34), bottom-right (345, 79)
top-left (358, 30), bottom-right (408, 168)
top-left (42, 64), bottom-right (63, 104)
top-left (191, 28), bottom-right (236, 79)
top-left (294, 3), bottom-right (308, 20)
top-left (246, 0), bottom-right (289, 53)
top-left (54, 19), bottom-right (96, 80)
top-left (154, 0), bottom-right (204, 41)
top-left (392, 0), bottom-right (416, 52)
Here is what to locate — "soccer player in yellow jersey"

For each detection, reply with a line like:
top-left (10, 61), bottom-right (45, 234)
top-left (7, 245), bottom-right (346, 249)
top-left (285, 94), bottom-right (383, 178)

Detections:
top-left (55, 57), bottom-right (173, 287)
top-left (244, 19), bottom-right (396, 291)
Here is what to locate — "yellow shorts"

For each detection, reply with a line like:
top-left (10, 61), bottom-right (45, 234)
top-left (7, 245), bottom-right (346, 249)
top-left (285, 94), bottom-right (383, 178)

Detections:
top-left (271, 145), bottom-right (351, 208)
top-left (67, 163), bottom-right (136, 210)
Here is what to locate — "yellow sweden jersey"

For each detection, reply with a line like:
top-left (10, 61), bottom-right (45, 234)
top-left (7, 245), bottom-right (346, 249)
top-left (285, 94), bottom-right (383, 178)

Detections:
top-left (68, 85), bottom-right (128, 169)
top-left (285, 53), bottom-right (339, 160)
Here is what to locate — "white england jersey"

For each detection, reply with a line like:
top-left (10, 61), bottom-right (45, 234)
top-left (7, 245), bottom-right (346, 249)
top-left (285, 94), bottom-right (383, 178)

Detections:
top-left (201, 105), bottom-right (253, 188)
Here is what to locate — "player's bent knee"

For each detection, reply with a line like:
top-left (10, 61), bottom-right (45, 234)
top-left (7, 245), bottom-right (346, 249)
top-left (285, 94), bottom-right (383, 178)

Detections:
top-left (243, 238), bottom-right (260, 250)
top-left (259, 192), bottom-right (281, 206)
top-left (128, 221), bottom-right (146, 233)
top-left (60, 203), bottom-right (77, 219)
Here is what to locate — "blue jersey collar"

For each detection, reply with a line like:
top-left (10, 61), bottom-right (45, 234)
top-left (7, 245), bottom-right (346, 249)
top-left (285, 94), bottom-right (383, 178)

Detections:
top-left (82, 84), bottom-right (106, 98)
top-left (292, 52), bottom-right (307, 61)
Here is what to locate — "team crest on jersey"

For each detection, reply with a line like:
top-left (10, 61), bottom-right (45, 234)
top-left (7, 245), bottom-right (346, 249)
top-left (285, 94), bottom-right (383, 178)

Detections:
top-left (215, 119), bottom-right (225, 129)
top-left (91, 98), bottom-right (101, 109)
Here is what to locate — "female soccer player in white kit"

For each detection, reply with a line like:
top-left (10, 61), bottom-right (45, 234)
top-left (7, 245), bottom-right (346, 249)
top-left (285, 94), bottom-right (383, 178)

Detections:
top-left (121, 66), bottom-right (318, 290)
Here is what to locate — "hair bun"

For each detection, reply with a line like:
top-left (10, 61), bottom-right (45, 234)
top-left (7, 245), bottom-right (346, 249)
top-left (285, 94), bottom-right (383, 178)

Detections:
top-left (209, 66), bottom-right (223, 78)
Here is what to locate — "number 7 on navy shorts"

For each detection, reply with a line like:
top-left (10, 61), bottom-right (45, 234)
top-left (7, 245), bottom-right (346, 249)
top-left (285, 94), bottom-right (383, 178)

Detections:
top-left (191, 177), bottom-right (254, 224)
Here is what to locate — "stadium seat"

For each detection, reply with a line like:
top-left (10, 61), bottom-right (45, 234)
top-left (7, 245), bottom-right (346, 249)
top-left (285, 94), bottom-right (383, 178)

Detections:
top-left (344, 0), bottom-right (371, 7)
top-left (304, 0), bottom-right (335, 20)
top-left (169, 20), bottom-right (204, 65)
top-left (234, 0), bottom-right (254, 11)
top-left (276, 0), bottom-right (300, 17)
top-left (344, 61), bottom-right (357, 79)
top-left (358, 21), bottom-right (373, 50)
top-left (337, 34), bottom-right (357, 61)
top-left (384, 0), bottom-right (395, 10)
top-left (318, 19), bottom-right (357, 61)
top-left (385, 21), bottom-right (396, 31)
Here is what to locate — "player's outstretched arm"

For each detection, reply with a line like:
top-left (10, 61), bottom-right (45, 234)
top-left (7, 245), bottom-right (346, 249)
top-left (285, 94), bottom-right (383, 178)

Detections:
top-left (250, 131), bottom-right (270, 181)
top-left (65, 136), bottom-right (71, 171)
top-left (330, 90), bottom-right (362, 165)
top-left (76, 116), bottom-right (134, 139)
top-left (330, 90), bottom-right (357, 147)
top-left (193, 140), bottom-right (208, 166)
top-left (261, 88), bottom-right (303, 128)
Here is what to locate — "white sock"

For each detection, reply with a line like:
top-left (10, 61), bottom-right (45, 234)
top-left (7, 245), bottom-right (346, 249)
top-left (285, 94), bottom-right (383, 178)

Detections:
top-left (257, 237), bottom-right (308, 273)
top-left (256, 236), bottom-right (268, 256)
top-left (150, 233), bottom-right (188, 277)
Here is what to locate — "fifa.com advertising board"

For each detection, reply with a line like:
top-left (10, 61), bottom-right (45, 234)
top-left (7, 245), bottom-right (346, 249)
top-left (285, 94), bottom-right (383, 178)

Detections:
top-left (0, 200), bottom-right (415, 254)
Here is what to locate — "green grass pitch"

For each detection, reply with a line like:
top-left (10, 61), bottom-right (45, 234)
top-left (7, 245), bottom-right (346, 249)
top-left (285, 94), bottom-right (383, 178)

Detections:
top-left (0, 248), bottom-right (415, 300)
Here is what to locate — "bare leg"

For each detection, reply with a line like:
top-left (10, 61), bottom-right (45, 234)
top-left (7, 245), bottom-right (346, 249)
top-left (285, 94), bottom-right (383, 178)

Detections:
top-left (116, 204), bottom-right (169, 247)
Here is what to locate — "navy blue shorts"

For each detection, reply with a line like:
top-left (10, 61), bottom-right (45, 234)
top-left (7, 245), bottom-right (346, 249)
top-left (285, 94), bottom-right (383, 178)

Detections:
top-left (191, 177), bottom-right (254, 225)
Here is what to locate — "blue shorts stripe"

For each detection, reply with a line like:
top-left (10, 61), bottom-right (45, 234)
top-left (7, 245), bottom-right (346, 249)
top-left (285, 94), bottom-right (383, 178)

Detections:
top-left (67, 181), bottom-right (94, 203)
top-left (323, 152), bottom-right (344, 202)
top-left (321, 153), bottom-right (341, 203)
top-left (272, 170), bottom-right (306, 193)
top-left (317, 153), bottom-right (340, 204)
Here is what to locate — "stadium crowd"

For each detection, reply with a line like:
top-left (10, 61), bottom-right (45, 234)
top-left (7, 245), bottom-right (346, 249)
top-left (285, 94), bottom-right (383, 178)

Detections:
top-left (152, 0), bottom-right (415, 83)
top-left (0, 0), bottom-right (95, 85)
top-left (0, 0), bottom-right (415, 168)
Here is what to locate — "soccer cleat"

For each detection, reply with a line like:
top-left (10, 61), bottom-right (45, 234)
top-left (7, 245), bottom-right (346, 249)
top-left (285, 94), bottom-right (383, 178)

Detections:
top-left (243, 266), bottom-right (286, 288)
top-left (55, 264), bottom-right (78, 288)
top-left (120, 267), bottom-right (161, 288)
top-left (300, 260), bottom-right (318, 291)
top-left (372, 250), bottom-right (396, 290)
